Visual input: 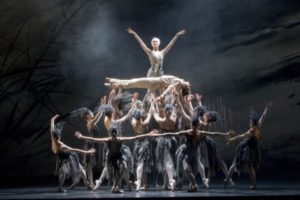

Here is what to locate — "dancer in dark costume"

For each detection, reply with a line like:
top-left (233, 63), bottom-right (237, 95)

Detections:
top-left (130, 93), bottom-right (154, 191)
top-left (127, 27), bottom-right (185, 77)
top-left (152, 100), bottom-right (179, 191)
top-left (93, 95), bottom-right (134, 191)
top-left (157, 117), bottom-right (231, 192)
top-left (224, 102), bottom-right (272, 189)
top-left (74, 127), bottom-right (158, 193)
top-left (50, 115), bottom-right (95, 192)
top-left (193, 94), bottom-right (235, 187)
top-left (68, 106), bottom-right (103, 188)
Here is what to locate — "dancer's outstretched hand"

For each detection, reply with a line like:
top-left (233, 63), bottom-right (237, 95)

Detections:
top-left (150, 129), bottom-right (159, 135)
top-left (267, 101), bottom-right (273, 108)
top-left (226, 130), bottom-right (234, 145)
top-left (177, 29), bottom-right (186, 36)
top-left (88, 148), bottom-right (96, 155)
top-left (127, 27), bottom-right (136, 35)
top-left (74, 131), bottom-right (82, 139)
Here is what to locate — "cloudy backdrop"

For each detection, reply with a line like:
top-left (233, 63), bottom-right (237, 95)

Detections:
top-left (0, 0), bottom-right (299, 185)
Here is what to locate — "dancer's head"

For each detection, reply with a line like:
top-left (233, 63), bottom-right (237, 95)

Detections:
top-left (151, 37), bottom-right (160, 50)
top-left (109, 122), bottom-right (120, 139)
top-left (203, 111), bottom-right (219, 123)
top-left (102, 104), bottom-right (115, 118)
top-left (194, 106), bottom-right (207, 118)
top-left (84, 109), bottom-right (94, 120)
top-left (191, 115), bottom-right (200, 130)
top-left (132, 109), bottom-right (142, 121)
top-left (164, 103), bottom-right (175, 116)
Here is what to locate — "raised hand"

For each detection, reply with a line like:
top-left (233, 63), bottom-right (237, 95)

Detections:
top-left (267, 102), bottom-right (273, 108)
top-left (127, 27), bottom-right (136, 35)
top-left (195, 93), bottom-right (203, 101)
top-left (177, 29), bottom-right (186, 36)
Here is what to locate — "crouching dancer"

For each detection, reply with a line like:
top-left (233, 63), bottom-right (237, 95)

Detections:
top-left (50, 115), bottom-right (95, 192)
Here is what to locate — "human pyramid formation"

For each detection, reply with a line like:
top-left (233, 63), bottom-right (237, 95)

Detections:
top-left (50, 27), bottom-right (272, 193)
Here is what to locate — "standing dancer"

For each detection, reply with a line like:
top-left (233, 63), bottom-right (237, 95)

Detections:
top-left (225, 102), bottom-right (272, 189)
top-left (157, 117), bottom-right (231, 192)
top-left (75, 128), bottom-right (158, 193)
top-left (50, 115), bottom-right (94, 192)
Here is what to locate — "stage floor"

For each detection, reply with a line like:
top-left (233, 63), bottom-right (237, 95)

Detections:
top-left (1, 182), bottom-right (300, 200)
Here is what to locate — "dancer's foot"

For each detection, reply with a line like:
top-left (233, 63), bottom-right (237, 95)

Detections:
top-left (93, 180), bottom-right (102, 191)
top-left (188, 184), bottom-right (198, 192)
top-left (127, 181), bottom-right (133, 191)
top-left (58, 188), bottom-right (67, 193)
top-left (203, 178), bottom-right (209, 189)
top-left (224, 178), bottom-right (235, 188)
top-left (169, 179), bottom-right (176, 191)
top-left (87, 184), bottom-right (93, 191)
top-left (249, 185), bottom-right (256, 190)
top-left (111, 188), bottom-right (124, 193)
top-left (140, 186), bottom-right (147, 191)
top-left (134, 180), bottom-right (141, 192)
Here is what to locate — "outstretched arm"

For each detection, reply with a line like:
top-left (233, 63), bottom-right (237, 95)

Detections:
top-left (119, 129), bottom-right (160, 142)
top-left (200, 130), bottom-right (230, 137)
top-left (258, 102), bottom-right (272, 128)
top-left (58, 141), bottom-right (95, 154)
top-left (127, 27), bottom-right (151, 56)
top-left (162, 29), bottom-right (185, 55)
top-left (227, 130), bottom-right (251, 143)
top-left (74, 131), bottom-right (109, 143)
top-left (159, 129), bottom-right (191, 137)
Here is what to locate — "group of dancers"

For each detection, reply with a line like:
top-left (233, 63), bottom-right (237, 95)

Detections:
top-left (49, 28), bottom-right (272, 193)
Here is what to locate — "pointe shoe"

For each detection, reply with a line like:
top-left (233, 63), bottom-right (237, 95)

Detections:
top-left (188, 184), bottom-right (198, 192)
top-left (140, 186), bottom-right (146, 191)
top-left (134, 180), bottom-right (141, 192)
top-left (111, 188), bottom-right (124, 193)
top-left (169, 179), bottom-right (176, 191)
top-left (224, 178), bottom-right (235, 188)
top-left (203, 178), bottom-right (209, 189)
top-left (93, 180), bottom-right (102, 191)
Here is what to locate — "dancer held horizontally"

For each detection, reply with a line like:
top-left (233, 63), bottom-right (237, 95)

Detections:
top-left (127, 27), bottom-right (185, 77)
top-left (50, 115), bottom-right (95, 192)
top-left (225, 102), bottom-right (273, 189)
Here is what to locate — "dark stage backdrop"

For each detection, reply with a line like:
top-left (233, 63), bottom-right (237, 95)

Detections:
top-left (0, 0), bottom-right (300, 186)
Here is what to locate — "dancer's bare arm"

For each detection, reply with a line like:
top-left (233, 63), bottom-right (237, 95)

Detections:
top-left (162, 29), bottom-right (185, 55)
top-left (75, 131), bottom-right (109, 143)
top-left (127, 27), bottom-right (151, 56)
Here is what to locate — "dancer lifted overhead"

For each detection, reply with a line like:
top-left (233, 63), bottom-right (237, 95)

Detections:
top-left (127, 27), bottom-right (185, 77)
